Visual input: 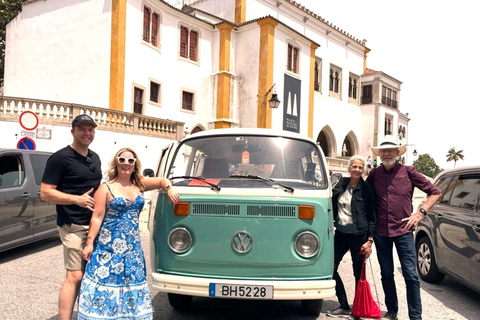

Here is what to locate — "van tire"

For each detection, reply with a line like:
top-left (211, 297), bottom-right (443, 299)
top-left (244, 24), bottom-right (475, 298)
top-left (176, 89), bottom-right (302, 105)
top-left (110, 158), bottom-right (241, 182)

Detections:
top-left (300, 299), bottom-right (323, 315)
top-left (416, 236), bottom-right (445, 283)
top-left (167, 293), bottom-right (193, 310)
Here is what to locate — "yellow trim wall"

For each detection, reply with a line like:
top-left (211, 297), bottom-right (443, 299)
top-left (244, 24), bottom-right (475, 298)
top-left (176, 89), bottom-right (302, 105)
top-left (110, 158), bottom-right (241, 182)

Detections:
top-left (109, 0), bottom-right (127, 111)
top-left (257, 18), bottom-right (278, 129)
top-left (215, 23), bottom-right (235, 129)
top-left (235, 0), bottom-right (246, 24)
top-left (308, 43), bottom-right (319, 139)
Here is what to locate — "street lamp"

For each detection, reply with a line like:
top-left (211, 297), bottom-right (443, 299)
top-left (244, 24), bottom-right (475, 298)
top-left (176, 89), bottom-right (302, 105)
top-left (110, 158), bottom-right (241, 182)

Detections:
top-left (260, 83), bottom-right (281, 109)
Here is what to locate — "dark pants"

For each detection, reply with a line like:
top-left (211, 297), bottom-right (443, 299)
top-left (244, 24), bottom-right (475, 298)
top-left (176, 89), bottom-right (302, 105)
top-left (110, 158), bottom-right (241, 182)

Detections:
top-left (333, 230), bottom-right (366, 308)
top-left (375, 232), bottom-right (422, 320)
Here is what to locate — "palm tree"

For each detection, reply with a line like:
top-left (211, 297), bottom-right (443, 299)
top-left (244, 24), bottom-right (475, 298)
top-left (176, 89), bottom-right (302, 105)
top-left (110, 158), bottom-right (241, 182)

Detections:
top-left (446, 147), bottom-right (464, 167)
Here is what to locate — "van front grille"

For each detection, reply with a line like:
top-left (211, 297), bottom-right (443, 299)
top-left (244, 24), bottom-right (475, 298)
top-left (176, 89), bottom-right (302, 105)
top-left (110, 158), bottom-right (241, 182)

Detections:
top-left (192, 204), bottom-right (240, 216)
top-left (247, 205), bottom-right (296, 217)
top-left (191, 203), bottom-right (297, 218)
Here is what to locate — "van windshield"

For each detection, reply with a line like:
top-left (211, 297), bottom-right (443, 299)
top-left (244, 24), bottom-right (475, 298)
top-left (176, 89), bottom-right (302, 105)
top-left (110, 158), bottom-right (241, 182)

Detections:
top-left (167, 134), bottom-right (328, 189)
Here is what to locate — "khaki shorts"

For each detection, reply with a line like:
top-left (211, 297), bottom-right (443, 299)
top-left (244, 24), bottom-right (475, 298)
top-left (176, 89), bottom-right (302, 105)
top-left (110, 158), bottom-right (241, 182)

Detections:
top-left (57, 223), bottom-right (89, 271)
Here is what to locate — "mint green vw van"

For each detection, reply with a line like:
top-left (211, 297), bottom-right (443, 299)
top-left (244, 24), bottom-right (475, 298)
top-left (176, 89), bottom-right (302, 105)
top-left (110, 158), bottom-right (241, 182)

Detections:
top-left (148, 128), bottom-right (335, 315)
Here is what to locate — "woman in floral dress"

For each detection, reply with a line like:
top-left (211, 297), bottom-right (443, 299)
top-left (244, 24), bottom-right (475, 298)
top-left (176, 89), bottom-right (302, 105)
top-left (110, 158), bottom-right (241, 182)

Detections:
top-left (78, 148), bottom-right (179, 320)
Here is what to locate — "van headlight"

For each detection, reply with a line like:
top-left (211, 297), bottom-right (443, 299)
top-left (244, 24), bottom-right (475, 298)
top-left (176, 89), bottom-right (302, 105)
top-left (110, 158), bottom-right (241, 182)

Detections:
top-left (294, 231), bottom-right (320, 258)
top-left (168, 227), bottom-right (192, 253)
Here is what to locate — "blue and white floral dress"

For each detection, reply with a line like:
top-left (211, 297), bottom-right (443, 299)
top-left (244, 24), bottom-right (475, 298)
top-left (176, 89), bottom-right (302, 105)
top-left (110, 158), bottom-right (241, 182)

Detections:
top-left (78, 183), bottom-right (152, 320)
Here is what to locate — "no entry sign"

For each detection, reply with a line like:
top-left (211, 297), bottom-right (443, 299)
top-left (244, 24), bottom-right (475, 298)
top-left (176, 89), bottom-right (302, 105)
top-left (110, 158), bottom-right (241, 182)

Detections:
top-left (17, 137), bottom-right (36, 150)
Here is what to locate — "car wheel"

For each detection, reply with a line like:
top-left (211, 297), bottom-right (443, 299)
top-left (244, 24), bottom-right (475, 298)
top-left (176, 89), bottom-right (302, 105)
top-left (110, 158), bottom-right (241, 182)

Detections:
top-left (416, 236), bottom-right (445, 283)
top-left (167, 293), bottom-right (193, 310)
top-left (300, 299), bottom-right (323, 316)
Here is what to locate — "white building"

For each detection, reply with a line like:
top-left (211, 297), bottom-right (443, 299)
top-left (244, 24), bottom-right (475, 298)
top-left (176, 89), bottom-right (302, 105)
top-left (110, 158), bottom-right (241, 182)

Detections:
top-left (2, 0), bottom-right (411, 172)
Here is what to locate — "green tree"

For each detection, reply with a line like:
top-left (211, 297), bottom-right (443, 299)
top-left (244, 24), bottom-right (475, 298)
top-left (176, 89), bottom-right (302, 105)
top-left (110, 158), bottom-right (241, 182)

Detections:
top-left (1, 0), bottom-right (27, 87)
top-left (412, 153), bottom-right (442, 178)
top-left (446, 147), bottom-right (464, 167)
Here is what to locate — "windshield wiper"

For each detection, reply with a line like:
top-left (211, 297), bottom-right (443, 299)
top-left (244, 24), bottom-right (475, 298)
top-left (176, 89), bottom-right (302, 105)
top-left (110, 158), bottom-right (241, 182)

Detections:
top-left (170, 176), bottom-right (221, 191)
top-left (229, 174), bottom-right (294, 193)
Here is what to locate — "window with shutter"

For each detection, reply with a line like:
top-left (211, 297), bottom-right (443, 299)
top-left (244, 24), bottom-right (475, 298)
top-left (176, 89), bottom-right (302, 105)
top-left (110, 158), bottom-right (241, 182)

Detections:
top-left (151, 13), bottom-right (158, 47)
top-left (182, 91), bottom-right (194, 111)
top-left (134, 88), bottom-right (144, 114)
top-left (189, 30), bottom-right (198, 61)
top-left (180, 26), bottom-right (188, 58)
top-left (143, 7), bottom-right (150, 42)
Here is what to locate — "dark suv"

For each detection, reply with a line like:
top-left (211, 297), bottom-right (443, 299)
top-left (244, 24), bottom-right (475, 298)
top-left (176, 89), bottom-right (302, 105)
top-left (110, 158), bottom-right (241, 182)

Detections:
top-left (415, 166), bottom-right (480, 293)
top-left (0, 149), bottom-right (57, 253)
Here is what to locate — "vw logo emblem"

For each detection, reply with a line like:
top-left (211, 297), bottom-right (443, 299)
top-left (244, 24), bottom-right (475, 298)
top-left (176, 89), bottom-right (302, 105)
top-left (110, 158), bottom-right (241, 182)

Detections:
top-left (232, 231), bottom-right (253, 254)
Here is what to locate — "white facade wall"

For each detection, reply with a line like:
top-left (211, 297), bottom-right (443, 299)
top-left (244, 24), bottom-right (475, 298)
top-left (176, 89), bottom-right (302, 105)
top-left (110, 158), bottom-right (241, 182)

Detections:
top-left (124, 1), bottom-right (215, 132)
top-left (4, 0), bottom-right (111, 107)
top-left (234, 25), bottom-right (261, 128)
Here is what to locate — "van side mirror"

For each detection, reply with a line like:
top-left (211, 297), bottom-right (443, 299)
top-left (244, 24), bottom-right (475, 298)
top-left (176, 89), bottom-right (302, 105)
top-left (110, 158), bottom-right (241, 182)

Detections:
top-left (143, 168), bottom-right (155, 177)
top-left (330, 172), bottom-right (343, 189)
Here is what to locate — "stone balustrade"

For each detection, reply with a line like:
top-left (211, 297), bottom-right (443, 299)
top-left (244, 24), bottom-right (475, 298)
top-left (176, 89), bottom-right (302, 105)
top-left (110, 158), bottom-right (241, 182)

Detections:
top-left (0, 96), bottom-right (184, 140)
top-left (326, 157), bottom-right (349, 174)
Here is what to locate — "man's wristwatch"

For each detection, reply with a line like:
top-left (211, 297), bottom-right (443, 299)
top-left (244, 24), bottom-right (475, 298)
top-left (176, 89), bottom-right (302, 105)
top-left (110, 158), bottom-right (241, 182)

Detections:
top-left (419, 208), bottom-right (427, 216)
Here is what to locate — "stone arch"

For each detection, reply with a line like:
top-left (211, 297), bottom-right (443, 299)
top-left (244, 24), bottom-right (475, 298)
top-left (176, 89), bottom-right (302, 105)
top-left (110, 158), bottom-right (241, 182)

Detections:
top-left (188, 124), bottom-right (206, 136)
top-left (341, 131), bottom-right (360, 158)
top-left (316, 126), bottom-right (337, 157)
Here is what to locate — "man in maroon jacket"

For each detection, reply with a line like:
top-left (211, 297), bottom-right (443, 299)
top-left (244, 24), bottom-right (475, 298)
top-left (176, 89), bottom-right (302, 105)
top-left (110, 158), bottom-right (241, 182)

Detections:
top-left (367, 136), bottom-right (441, 320)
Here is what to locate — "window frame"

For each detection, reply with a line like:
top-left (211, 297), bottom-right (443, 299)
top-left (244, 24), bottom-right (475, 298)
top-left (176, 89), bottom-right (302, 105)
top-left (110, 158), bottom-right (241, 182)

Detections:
top-left (329, 64), bottom-right (342, 99)
top-left (348, 73), bottom-right (359, 103)
top-left (132, 84), bottom-right (146, 115)
top-left (179, 24), bottom-right (199, 62)
top-left (314, 57), bottom-right (322, 93)
top-left (149, 79), bottom-right (162, 107)
top-left (362, 84), bottom-right (373, 104)
top-left (142, 6), bottom-right (160, 49)
top-left (382, 85), bottom-right (398, 108)
top-left (287, 42), bottom-right (300, 75)
top-left (181, 90), bottom-right (195, 113)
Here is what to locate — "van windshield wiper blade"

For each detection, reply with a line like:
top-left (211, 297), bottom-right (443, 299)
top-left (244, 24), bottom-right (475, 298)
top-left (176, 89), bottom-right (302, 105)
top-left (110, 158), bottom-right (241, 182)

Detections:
top-left (229, 174), bottom-right (294, 193)
top-left (170, 176), bottom-right (221, 191)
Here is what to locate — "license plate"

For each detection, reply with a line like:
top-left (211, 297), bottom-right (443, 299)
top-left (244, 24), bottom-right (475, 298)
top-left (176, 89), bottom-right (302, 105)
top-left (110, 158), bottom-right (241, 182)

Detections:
top-left (209, 283), bottom-right (273, 299)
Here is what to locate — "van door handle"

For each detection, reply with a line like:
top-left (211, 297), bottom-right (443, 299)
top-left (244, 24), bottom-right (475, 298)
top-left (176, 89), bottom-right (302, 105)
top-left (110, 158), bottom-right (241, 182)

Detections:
top-left (473, 225), bottom-right (480, 233)
top-left (435, 213), bottom-right (444, 220)
top-left (21, 192), bottom-right (30, 199)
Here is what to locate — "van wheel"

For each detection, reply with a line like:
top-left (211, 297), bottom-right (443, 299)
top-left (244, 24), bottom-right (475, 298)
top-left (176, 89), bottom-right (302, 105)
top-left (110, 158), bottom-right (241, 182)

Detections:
top-left (416, 236), bottom-right (445, 283)
top-left (300, 299), bottom-right (323, 316)
top-left (167, 293), bottom-right (193, 311)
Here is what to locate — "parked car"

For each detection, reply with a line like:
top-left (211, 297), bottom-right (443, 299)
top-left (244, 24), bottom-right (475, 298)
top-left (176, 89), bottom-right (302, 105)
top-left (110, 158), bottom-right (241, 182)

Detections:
top-left (0, 149), bottom-right (57, 253)
top-left (415, 166), bottom-right (480, 293)
top-left (147, 128), bottom-right (336, 316)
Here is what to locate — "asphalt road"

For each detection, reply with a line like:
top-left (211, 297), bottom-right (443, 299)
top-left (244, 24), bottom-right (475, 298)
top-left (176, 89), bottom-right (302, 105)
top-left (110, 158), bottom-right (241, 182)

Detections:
top-left (1, 230), bottom-right (479, 320)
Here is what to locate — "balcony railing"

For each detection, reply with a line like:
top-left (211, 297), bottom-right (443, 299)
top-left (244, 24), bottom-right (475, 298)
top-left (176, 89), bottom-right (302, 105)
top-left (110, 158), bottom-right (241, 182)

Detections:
top-left (0, 96), bottom-right (184, 140)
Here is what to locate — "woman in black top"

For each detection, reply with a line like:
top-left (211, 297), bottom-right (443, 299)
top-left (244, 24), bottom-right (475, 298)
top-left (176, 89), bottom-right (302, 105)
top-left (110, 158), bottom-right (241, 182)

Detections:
top-left (326, 155), bottom-right (377, 318)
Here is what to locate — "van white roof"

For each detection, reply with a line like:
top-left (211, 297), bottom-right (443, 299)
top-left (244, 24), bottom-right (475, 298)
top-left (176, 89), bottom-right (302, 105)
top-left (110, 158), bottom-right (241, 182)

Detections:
top-left (183, 128), bottom-right (316, 143)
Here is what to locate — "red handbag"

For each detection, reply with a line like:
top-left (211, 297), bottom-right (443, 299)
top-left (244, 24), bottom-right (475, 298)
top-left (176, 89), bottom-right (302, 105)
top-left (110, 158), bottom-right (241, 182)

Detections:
top-left (352, 256), bottom-right (382, 319)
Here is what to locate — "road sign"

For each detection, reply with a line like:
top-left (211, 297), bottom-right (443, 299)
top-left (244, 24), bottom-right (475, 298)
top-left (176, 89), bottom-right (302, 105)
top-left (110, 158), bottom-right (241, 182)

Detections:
top-left (19, 111), bottom-right (39, 131)
top-left (17, 137), bottom-right (36, 150)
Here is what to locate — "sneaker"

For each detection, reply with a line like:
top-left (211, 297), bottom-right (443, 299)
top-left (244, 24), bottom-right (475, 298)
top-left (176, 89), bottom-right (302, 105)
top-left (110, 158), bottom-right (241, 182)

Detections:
top-left (382, 311), bottom-right (398, 320)
top-left (326, 306), bottom-right (352, 318)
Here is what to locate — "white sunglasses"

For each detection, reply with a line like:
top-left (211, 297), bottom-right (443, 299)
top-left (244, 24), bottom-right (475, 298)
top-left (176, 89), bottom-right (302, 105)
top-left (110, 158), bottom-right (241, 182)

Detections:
top-left (117, 157), bottom-right (136, 165)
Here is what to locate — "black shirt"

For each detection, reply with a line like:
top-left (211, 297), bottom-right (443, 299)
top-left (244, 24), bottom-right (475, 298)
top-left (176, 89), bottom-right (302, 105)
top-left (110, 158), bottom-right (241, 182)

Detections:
top-left (42, 145), bottom-right (102, 226)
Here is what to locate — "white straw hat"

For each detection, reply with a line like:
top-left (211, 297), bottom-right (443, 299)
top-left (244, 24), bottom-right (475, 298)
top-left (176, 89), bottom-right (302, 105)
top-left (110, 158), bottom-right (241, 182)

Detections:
top-left (371, 135), bottom-right (406, 156)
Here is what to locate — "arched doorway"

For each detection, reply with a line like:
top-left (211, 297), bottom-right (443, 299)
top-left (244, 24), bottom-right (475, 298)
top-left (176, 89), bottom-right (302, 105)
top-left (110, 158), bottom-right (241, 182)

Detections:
top-left (341, 131), bottom-right (359, 158)
top-left (317, 126), bottom-right (336, 157)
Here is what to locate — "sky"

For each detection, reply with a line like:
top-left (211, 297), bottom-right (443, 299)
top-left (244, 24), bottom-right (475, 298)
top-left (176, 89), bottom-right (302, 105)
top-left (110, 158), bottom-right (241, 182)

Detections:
top-left (295, 0), bottom-right (479, 170)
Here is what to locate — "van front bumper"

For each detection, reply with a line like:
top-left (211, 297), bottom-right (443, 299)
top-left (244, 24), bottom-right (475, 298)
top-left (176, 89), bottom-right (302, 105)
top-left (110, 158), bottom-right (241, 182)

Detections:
top-left (152, 273), bottom-right (336, 300)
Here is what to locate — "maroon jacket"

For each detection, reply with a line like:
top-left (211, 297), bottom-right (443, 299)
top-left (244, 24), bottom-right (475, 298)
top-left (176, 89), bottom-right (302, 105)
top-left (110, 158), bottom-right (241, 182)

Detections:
top-left (366, 162), bottom-right (441, 237)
